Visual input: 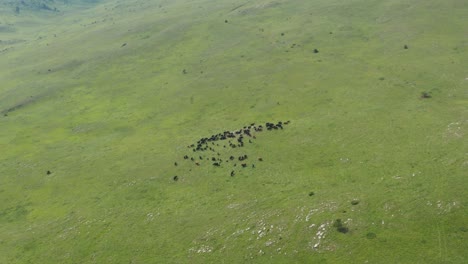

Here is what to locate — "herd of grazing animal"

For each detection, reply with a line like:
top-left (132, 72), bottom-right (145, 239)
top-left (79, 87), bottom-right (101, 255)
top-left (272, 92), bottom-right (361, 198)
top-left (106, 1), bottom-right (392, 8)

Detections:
top-left (173, 121), bottom-right (290, 181)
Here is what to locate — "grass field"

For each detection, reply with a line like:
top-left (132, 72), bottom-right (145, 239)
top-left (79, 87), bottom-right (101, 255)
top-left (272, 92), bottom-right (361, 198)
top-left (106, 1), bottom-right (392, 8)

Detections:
top-left (0, 0), bottom-right (467, 263)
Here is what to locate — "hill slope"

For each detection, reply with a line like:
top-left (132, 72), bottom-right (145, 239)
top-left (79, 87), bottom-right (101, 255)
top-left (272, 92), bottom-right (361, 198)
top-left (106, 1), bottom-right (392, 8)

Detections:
top-left (0, 0), bottom-right (467, 263)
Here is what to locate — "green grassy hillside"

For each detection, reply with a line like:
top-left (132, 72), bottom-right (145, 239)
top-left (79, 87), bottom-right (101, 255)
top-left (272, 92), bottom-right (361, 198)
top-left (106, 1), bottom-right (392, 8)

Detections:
top-left (0, 0), bottom-right (467, 263)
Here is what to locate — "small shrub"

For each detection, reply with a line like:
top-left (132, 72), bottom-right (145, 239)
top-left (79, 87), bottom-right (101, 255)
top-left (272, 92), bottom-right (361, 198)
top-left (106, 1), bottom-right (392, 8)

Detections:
top-left (337, 227), bottom-right (349, 233)
top-left (334, 219), bottom-right (349, 233)
top-left (421, 92), bottom-right (432, 99)
top-left (333, 219), bottom-right (343, 228)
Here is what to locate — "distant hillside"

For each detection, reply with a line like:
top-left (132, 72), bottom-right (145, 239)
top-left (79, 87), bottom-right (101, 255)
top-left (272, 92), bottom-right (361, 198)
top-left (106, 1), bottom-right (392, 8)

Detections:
top-left (0, 0), bottom-right (103, 53)
top-left (0, 0), bottom-right (100, 14)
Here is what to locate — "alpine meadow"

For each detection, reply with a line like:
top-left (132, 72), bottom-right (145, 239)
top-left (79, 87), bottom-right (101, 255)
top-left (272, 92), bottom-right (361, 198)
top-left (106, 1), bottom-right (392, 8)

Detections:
top-left (0, 0), bottom-right (467, 263)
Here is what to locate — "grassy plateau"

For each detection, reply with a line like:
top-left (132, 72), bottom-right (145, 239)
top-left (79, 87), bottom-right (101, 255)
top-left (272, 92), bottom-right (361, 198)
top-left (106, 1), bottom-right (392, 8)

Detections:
top-left (0, 0), bottom-right (467, 263)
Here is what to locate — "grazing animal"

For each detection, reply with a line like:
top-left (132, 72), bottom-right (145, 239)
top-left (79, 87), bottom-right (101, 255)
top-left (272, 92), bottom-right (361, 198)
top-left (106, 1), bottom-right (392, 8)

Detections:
top-left (213, 162), bottom-right (220, 166)
top-left (241, 163), bottom-right (247, 168)
top-left (174, 162), bottom-right (178, 166)
top-left (231, 170), bottom-right (235, 177)
top-left (173, 176), bottom-right (179, 181)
